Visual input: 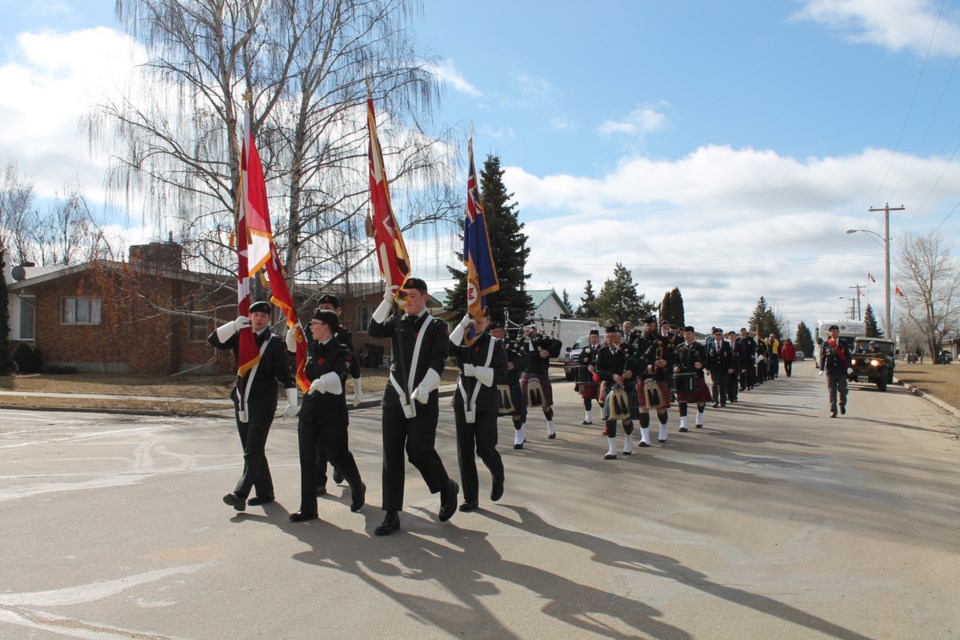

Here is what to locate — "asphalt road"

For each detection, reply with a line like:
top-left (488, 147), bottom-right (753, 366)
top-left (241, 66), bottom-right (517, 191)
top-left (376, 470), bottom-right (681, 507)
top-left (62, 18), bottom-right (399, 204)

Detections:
top-left (1, 363), bottom-right (958, 640)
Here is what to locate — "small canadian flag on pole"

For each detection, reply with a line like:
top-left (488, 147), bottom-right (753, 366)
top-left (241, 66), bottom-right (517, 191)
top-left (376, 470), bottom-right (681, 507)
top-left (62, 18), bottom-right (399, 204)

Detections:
top-left (868, 273), bottom-right (876, 283)
top-left (895, 286), bottom-right (906, 297)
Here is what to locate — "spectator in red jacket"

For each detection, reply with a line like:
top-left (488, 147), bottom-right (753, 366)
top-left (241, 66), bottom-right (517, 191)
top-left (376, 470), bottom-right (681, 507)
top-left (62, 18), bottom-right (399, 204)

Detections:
top-left (780, 339), bottom-right (797, 377)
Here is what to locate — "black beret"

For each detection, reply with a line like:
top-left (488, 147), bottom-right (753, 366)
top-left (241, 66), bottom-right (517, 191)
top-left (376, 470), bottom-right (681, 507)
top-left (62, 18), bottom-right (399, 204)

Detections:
top-left (660, 320), bottom-right (670, 326)
top-left (828, 324), bottom-right (839, 331)
top-left (402, 277), bottom-right (428, 293)
top-left (488, 320), bottom-right (503, 330)
top-left (249, 300), bottom-right (271, 314)
top-left (312, 308), bottom-right (340, 332)
top-left (589, 329), bottom-right (600, 336)
top-left (727, 331), bottom-right (737, 336)
top-left (317, 293), bottom-right (341, 308)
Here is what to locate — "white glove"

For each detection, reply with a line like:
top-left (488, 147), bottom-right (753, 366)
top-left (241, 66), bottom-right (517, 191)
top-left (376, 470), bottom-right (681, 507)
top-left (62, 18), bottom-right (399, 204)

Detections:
top-left (411, 368), bottom-right (441, 405)
top-left (319, 372), bottom-right (342, 396)
top-left (215, 315), bottom-right (250, 342)
top-left (372, 284), bottom-right (398, 324)
top-left (818, 369), bottom-right (825, 377)
top-left (472, 365), bottom-right (495, 387)
top-left (847, 367), bottom-right (853, 375)
top-left (309, 378), bottom-right (327, 395)
top-left (283, 387), bottom-right (299, 417)
top-left (352, 378), bottom-right (363, 407)
top-left (285, 326), bottom-right (299, 353)
top-left (449, 314), bottom-right (473, 345)
top-left (462, 363), bottom-right (477, 377)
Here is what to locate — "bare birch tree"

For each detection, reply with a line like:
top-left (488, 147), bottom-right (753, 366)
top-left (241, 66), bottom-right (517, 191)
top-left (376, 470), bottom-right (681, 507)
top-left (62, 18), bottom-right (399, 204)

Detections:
top-left (895, 231), bottom-right (960, 358)
top-left (85, 0), bottom-right (460, 302)
top-left (0, 163), bottom-right (39, 265)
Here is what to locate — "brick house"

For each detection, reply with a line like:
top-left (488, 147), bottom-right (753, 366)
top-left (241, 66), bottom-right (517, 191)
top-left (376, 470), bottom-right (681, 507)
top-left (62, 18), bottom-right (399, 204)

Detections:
top-left (5, 244), bottom-right (447, 375)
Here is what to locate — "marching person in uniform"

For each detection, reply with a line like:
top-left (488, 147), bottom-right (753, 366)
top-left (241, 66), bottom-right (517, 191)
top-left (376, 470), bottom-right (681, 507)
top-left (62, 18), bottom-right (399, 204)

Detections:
top-left (309, 292), bottom-right (363, 496)
top-left (209, 300), bottom-right (298, 512)
top-left (490, 321), bottom-right (530, 449)
top-left (290, 309), bottom-right (365, 522)
top-left (633, 315), bottom-right (674, 446)
top-left (726, 331), bottom-right (741, 402)
top-left (819, 324), bottom-right (852, 418)
top-left (707, 328), bottom-right (734, 408)
top-left (594, 325), bottom-right (638, 459)
top-left (738, 328), bottom-right (757, 391)
top-left (519, 321), bottom-right (563, 440)
top-left (449, 311), bottom-right (508, 512)
top-left (674, 326), bottom-right (711, 431)
top-left (578, 329), bottom-right (603, 425)
top-left (368, 277), bottom-right (459, 536)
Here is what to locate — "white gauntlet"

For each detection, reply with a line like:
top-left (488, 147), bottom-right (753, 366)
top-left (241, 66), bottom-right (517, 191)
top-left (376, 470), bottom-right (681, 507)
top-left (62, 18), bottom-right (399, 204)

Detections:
top-left (449, 314), bottom-right (472, 345)
top-left (216, 316), bottom-right (250, 342)
top-left (411, 368), bottom-right (441, 404)
top-left (372, 284), bottom-right (398, 324)
top-left (283, 387), bottom-right (299, 417)
top-left (472, 365), bottom-right (495, 387)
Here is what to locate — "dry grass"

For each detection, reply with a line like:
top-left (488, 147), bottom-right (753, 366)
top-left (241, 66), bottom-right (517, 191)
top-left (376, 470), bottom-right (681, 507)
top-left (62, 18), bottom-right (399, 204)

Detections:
top-left (0, 368), bottom-right (461, 415)
top-left (893, 362), bottom-right (960, 410)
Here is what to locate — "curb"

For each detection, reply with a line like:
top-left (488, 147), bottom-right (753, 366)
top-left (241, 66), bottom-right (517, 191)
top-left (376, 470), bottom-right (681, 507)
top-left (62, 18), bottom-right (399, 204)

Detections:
top-left (894, 377), bottom-right (960, 419)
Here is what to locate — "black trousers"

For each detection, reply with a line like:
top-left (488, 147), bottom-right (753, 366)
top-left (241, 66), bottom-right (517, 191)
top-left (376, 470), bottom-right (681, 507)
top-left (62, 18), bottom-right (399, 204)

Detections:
top-left (783, 361), bottom-right (793, 377)
top-left (710, 370), bottom-right (728, 405)
top-left (381, 398), bottom-right (450, 512)
top-left (727, 372), bottom-right (739, 401)
top-left (233, 403), bottom-right (276, 500)
top-left (297, 414), bottom-right (362, 515)
top-left (454, 405), bottom-right (504, 503)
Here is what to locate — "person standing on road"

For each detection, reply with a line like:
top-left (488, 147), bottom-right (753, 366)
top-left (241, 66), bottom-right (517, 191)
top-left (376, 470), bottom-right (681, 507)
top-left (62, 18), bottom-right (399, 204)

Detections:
top-left (367, 277), bottom-right (459, 536)
top-left (449, 311), bottom-right (508, 512)
top-left (577, 329), bottom-right (603, 425)
top-left (780, 338), bottom-right (797, 377)
top-left (490, 322), bottom-right (530, 449)
top-left (519, 322), bottom-right (563, 440)
top-left (289, 309), bottom-right (365, 522)
top-left (819, 324), bottom-right (852, 418)
top-left (209, 300), bottom-right (298, 512)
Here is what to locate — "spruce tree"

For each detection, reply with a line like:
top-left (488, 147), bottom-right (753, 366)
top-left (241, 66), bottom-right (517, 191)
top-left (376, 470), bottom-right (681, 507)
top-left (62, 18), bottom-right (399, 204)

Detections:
top-left (594, 263), bottom-right (654, 324)
top-left (864, 304), bottom-right (884, 338)
top-left (795, 321), bottom-right (814, 356)
top-left (561, 289), bottom-right (573, 317)
top-left (661, 287), bottom-right (685, 327)
top-left (0, 248), bottom-right (13, 375)
top-left (749, 296), bottom-right (769, 334)
top-left (445, 154), bottom-right (533, 327)
top-left (578, 280), bottom-right (598, 319)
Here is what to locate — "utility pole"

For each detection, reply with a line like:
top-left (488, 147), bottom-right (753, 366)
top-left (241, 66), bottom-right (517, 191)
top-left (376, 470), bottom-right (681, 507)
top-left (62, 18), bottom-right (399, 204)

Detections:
top-left (868, 203), bottom-right (904, 341)
top-left (849, 284), bottom-right (864, 320)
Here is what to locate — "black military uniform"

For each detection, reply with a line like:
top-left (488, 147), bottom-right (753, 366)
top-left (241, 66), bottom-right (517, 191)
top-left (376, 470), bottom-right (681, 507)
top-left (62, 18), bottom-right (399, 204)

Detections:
top-left (593, 329), bottom-right (639, 458)
top-left (209, 302), bottom-right (295, 511)
top-left (500, 328), bottom-right (531, 448)
top-left (577, 331), bottom-right (603, 425)
top-left (368, 278), bottom-right (457, 535)
top-left (737, 330), bottom-right (757, 390)
top-left (451, 323), bottom-right (508, 511)
top-left (292, 309), bottom-right (365, 522)
top-left (519, 324), bottom-right (563, 438)
top-left (726, 332), bottom-right (741, 402)
top-left (674, 328), bottom-right (711, 431)
top-left (634, 316), bottom-right (676, 444)
top-left (706, 330), bottom-right (734, 407)
top-left (819, 326), bottom-right (851, 418)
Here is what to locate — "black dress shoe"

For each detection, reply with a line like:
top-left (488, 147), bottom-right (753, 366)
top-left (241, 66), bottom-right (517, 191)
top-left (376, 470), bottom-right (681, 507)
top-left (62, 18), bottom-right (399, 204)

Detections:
top-left (712, 402), bottom-right (719, 408)
top-left (513, 440), bottom-right (525, 450)
top-left (222, 493), bottom-right (246, 511)
top-left (603, 453), bottom-right (617, 460)
top-left (679, 427), bottom-right (689, 433)
top-left (830, 411), bottom-right (837, 418)
top-left (289, 511), bottom-right (318, 522)
top-left (375, 511), bottom-right (400, 536)
top-left (490, 480), bottom-right (504, 502)
top-left (333, 468), bottom-right (344, 485)
top-left (316, 486), bottom-right (327, 497)
top-left (247, 496), bottom-right (275, 506)
top-left (438, 480), bottom-right (459, 522)
top-left (459, 500), bottom-right (479, 512)
top-left (840, 405), bottom-right (846, 415)
top-left (350, 482), bottom-right (366, 513)
top-left (639, 441), bottom-right (650, 447)
top-left (547, 432), bottom-right (557, 440)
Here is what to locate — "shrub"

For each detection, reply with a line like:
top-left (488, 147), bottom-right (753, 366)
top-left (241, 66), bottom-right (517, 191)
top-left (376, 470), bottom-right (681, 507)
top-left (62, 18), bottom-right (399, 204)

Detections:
top-left (11, 342), bottom-right (42, 374)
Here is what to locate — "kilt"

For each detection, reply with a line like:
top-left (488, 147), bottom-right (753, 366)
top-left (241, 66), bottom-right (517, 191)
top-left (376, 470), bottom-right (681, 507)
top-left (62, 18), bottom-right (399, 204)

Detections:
top-left (579, 381), bottom-right (599, 400)
top-left (676, 375), bottom-right (712, 404)
top-left (521, 373), bottom-right (554, 407)
top-left (636, 379), bottom-right (672, 410)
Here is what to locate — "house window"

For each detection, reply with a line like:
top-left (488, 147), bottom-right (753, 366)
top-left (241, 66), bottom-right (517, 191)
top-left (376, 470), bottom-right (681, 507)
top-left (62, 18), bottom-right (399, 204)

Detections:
top-left (62, 297), bottom-right (102, 325)
top-left (19, 296), bottom-right (36, 340)
top-left (356, 305), bottom-right (371, 332)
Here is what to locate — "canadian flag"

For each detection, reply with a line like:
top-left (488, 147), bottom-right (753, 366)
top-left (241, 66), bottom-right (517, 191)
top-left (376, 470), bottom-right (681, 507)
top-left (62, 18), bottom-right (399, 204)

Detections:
top-left (868, 273), bottom-right (876, 283)
top-left (895, 287), bottom-right (906, 298)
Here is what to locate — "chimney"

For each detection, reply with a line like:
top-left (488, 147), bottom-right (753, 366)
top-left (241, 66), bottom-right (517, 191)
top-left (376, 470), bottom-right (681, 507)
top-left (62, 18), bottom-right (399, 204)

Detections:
top-left (129, 242), bottom-right (183, 270)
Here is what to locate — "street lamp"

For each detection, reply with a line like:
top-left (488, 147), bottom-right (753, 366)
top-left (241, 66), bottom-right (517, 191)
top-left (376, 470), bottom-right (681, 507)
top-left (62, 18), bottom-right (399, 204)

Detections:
top-left (846, 228), bottom-right (890, 337)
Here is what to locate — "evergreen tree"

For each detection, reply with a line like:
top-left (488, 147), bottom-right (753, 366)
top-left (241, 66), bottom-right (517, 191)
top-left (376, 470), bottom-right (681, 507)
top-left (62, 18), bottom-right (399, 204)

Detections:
top-left (593, 263), bottom-right (655, 324)
top-left (577, 279), bottom-right (598, 319)
top-left (864, 304), bottom-right (884, 338)
top-left (560, 288), bottom-right (573, 317)
top-left (748, 296), bottom-right (782, 337)
top-left (660, 287), bottom-right (685, 327)
top-left (446, 154), bottom-right (533, 326)
top-left (0, 248), bottom-right (13, 375)
top-left (795, 321), bottom-right (814, 356)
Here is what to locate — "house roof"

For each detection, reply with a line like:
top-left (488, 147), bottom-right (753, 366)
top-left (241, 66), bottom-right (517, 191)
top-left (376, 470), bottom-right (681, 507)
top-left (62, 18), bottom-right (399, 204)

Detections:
top-left (5, 260), bottom-right (229, 292)
top-left (528, 289), bottom-right (565, 310)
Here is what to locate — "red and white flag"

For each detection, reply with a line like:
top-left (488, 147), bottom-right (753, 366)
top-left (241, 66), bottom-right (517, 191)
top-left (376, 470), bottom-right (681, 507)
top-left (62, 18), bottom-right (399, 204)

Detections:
top-left (868, 273), bottom-right (876, 283)
top-left (895, 286), bottom-right (906, 298)
top-left (240, 106), bottom-right (309, 392)
top-left (366, 93), bottom-right (411, 290)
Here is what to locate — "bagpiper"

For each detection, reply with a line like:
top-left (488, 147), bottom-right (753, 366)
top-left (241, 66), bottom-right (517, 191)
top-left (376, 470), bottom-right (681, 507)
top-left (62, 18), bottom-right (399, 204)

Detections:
top-left (633, 315), bottom-right (675, 445)
top-left (519, 321), bottom-right (563, 440)
top-left (593, 325), bottom-right (638, 459)
top-left (577, 329), bottom-right (603, 425)
top-left (674, 326), bottom-right (711, 431)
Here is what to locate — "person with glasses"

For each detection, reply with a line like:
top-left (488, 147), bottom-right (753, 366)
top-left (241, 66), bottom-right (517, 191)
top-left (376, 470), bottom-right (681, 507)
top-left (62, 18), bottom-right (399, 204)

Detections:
top-left (367, 278), bottom-right (458, 536)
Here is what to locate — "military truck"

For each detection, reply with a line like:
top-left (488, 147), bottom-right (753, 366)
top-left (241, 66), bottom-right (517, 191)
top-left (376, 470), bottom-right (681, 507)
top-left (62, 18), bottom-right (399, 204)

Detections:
top-left (848, 337), bottom-right (896, 392)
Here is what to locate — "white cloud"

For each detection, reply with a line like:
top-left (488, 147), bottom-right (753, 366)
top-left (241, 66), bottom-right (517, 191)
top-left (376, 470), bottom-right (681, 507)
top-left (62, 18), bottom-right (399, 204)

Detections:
top-left (597, 106), bottom-right (668, 138)
top-left (423, 58), bottom-right (481, 96)
top-left (0, 27), bottom-right (146, 203)
top-left (794, 0), bottom-right (960, 57)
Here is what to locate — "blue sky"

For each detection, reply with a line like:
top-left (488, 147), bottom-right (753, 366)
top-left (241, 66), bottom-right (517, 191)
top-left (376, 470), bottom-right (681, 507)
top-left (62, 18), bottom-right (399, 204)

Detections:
top-left (3, 1), bottom-right (960, 336)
